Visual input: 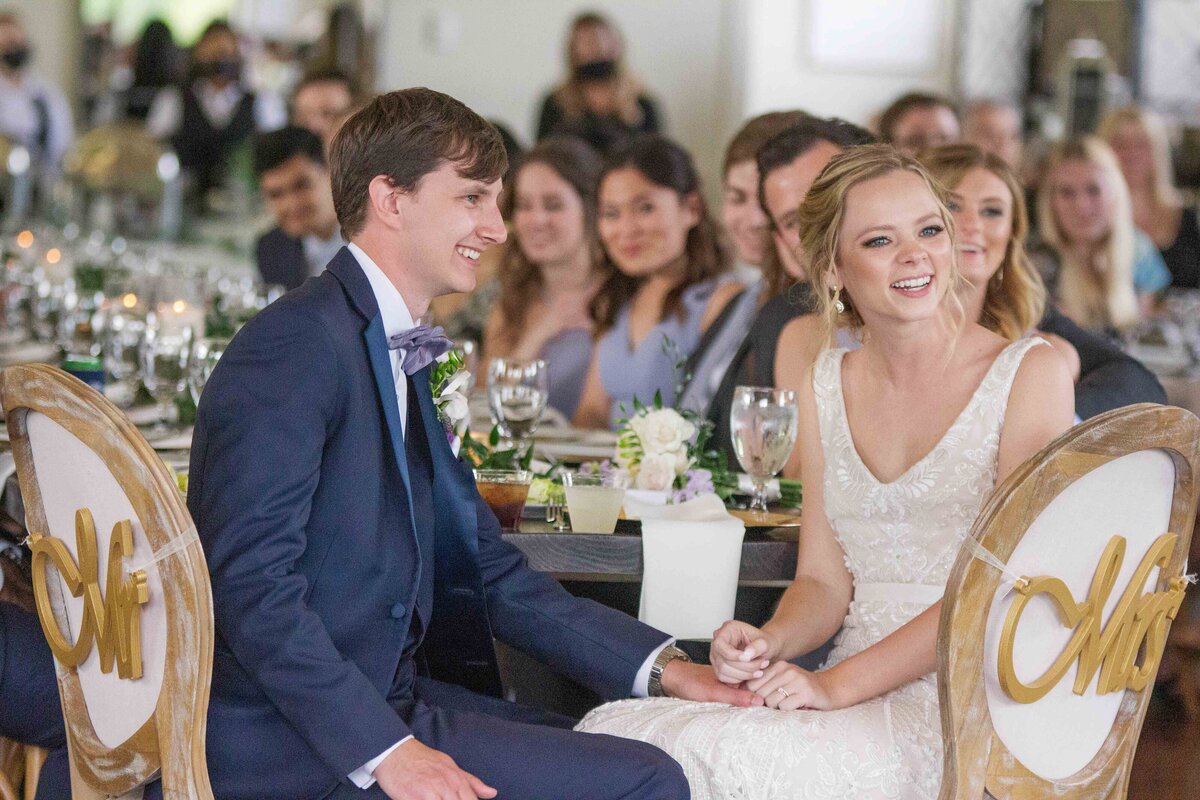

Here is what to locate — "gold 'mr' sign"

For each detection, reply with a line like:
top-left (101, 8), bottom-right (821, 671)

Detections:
top-left (998, 532), bottom-right (1187, 704)
top-left (28, 508), bottom-right (149, 679)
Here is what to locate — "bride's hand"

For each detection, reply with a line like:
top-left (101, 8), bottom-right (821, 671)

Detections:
top-left (710, 620), bottom-right (776, 685)
top-left (747, 662), bottom-right (837, 711)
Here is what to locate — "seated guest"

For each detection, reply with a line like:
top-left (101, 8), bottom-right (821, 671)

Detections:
top-left (1035, 136), bottom-right (1171, 335)
top-left (676, 111), bottom-right (814, 415)
top-left (291, 69), bottom-right (355, 155)
top-left (0, 545), bottom-right (69, 799)
top-left (189, 87), bottom-right (748, 800)
top-left (481, 137), bottom-right (605, 420)
top-left (573, 134), bottom-right (742, 429)
top-left (963, 98), bottom-right (1023, 168)
top-left (1100, 106), bottom-right (1200, 289)
top-left (147, 19), bottom-right (286, 199)
top-left (123, 20), bottom-right (181, 121)
top-left (0, 11), bottom-right (72, 189)
top-left (706, 116), bottom-right (874, 459)
top-left (253, 126), bottom-right (343, 291)
top-left (878, 91), bottom-right (960, 156)
top-left (536, 13), bottom-right (661, 154)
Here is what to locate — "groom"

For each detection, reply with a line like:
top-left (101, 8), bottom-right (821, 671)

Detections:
top-left (189, 87), bottom-right (754, 800)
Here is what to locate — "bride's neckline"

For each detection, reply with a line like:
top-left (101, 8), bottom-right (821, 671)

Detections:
top-left (832, 339), bottom-right (1023, 486)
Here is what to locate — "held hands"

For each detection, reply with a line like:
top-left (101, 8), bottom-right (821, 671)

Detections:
top-left (710, 620), bottom-right (778, 685)
top-left (660, 660), bottom-right (763, 708)
top-left (747, 662), bottom-right (838, 711)
top-left (375, 738), bottom-right (497, 800)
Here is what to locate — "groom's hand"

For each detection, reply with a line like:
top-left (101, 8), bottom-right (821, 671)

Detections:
top-left (660, 660), bottom-right (763, 707)
top-left (376, 738), bottom-right (497, 800)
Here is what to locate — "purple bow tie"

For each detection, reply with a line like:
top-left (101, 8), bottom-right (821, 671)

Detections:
top-left (388, 324), bottom-right (453, 375)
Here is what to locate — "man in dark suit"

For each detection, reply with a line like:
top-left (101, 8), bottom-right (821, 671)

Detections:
top-left (190, 88), bottom-right (754, 800)
top-left (253, 126), bottom-right (345, 291)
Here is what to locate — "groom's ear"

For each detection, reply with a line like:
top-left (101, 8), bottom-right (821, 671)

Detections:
top-left (366, 175), bottom-right (405, 232)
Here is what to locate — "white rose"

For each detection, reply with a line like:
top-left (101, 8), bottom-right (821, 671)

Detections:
top-left (635, 452), bottom-right (677, 491)
top-left (440, 370), bottom-right (471, 397)
top-left (674, 447), bottom-right (690, 475)
top-left (439, 391), bottom-right (469, 429)
top-left (631, 408), bottom-right (695, 455)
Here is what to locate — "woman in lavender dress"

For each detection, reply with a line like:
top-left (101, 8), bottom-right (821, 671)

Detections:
top-left (573, 135), bottom-right (743, 429)
top-left (482, 137), bottom-right (608, 419)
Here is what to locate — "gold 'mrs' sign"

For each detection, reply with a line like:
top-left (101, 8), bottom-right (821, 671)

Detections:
top-left (28, 508), bottom-right (149, 680)
top-left (998, 532), bottom-right (1187, 704)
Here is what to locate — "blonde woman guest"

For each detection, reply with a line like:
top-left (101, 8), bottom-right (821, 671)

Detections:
top-left (1101, 106), bottom-right (1200, 289)
top-left (1037, 136), bottom-right (1170, 334)
top-left (572, 135), bottom-right (741, 429)
top-left (576, 145), bottom-right (1074, 799)
top-left (536, 12), bottom-right (660, 154)
top-left (481, 137), bottom-right (606, 420)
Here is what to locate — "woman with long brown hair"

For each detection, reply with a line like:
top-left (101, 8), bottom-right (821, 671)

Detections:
top-left (572, 134), bottom-right (741, 429)
top-left (480, 137), bottom-right (605, 419)
top-left (535, 12), bottom-right (661, 154)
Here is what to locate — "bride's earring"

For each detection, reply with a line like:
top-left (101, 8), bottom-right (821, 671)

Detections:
top-left (833, 287), bottom-right (845, 314)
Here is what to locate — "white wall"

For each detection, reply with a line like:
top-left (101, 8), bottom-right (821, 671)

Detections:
top-left (376, 0), bottom-right (737, 197)
top-left (739, 0), bottom-right (959, 127)
top-left (9, 0), bottom-right (79, 104)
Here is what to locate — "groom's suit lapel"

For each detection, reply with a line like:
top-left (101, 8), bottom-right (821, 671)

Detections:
top-left (328, 249), bottom-right (417, 543)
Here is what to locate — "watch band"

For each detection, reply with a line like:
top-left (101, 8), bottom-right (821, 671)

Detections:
top-left (648, 644), bottom-right (691, 697)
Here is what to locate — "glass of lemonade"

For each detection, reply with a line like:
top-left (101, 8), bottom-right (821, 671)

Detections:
top-left (563, 470), bottom-right (629, 534)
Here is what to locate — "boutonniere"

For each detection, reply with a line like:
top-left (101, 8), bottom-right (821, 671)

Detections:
top-left (430, 351), bottom-right (471, 456)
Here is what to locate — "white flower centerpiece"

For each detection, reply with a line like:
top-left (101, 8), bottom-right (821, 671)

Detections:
top-left (615, 391), bottom-right (718, 503)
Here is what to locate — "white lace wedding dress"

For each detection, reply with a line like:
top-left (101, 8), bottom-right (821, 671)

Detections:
top-left (577, 338), bottom-right (1043, 800)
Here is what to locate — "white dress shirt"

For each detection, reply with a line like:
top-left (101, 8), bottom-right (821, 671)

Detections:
top-left (344, 242), bottom-right (669, 787)
top-left (0, 71), bottom-right (72, 167)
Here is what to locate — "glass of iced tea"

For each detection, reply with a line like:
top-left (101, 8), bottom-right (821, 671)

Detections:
top-left (473, 469), bottom-right (533, 531)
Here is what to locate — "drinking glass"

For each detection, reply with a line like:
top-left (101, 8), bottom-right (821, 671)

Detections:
top-left (487, 358), bottom-right (548, 450)
top-left (730, 386), bottom-right (799, 515)
top-left (102, 303), bottom-right (147, 406)
top-left (562, 471), bottom-right (629, 534)
top-left (473, 469), bottom-right (533, 531)
top-left (189, 337), bottom-right (228, 404)
top-left (141, 325), bottom-right (192, 435)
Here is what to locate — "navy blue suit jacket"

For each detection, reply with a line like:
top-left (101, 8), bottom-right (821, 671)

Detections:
top-left (255, 226), bottom-right (308, 291)
top-left (188, 248), bottom-right (666, 799)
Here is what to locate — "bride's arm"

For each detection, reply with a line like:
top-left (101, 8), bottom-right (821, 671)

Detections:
top-left (747, 343), bottom-right (1076, 709)
top-left (711, 371), bottom-right (853, 682)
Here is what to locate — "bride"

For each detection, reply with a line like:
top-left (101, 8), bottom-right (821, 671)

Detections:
top-left (576, 144), bottom-right (1075, 799)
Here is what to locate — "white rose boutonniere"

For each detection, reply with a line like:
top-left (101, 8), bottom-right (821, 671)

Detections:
top-left (430, 351), bottom-right (472, 456)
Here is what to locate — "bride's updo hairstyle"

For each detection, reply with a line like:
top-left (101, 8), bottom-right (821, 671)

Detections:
top-left (919, 143), bottom-right (1046, 341)
top-left (798, 143), bottom-right (962, 340)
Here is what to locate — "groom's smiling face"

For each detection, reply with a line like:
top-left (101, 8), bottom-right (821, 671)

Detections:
top-left (395, 161), bottom-right (507, 297)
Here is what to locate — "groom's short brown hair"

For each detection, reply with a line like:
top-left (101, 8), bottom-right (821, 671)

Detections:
top-left (329, 87), bottom-right (508, 236)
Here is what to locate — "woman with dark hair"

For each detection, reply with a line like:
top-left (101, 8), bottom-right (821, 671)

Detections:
top-left (125, 19), bottom-right (180, 120)
top-left (573, 134), bottom-right (741, 428)
top-left (481, 137), bottom-right (606, 419)
top-left (536, 12), bottom-right (661, 154)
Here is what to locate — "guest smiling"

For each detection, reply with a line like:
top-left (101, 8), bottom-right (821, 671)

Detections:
top-left (573, 135), bottom-right (741, 428)
top-left (481, 137), bottom-right (606, 419)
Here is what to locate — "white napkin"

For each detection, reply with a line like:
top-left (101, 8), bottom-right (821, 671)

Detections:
top-left (637, 493), bottom-right (746, 639)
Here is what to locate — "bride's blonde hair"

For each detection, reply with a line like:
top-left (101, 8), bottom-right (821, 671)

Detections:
top-left (798, 144), bottom-right (964, 347)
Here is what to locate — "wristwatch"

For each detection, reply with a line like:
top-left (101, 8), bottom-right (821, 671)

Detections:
top-left (648, 644), bottom-right (691, 697)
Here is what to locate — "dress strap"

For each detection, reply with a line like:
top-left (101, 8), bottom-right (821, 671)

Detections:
top-left (811, 347), bottom-right (848, 457)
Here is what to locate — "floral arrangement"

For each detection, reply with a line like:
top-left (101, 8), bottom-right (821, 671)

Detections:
top-left (614, 391), bottom-right (722, 503)
top-left (429, 351), bottom-right (472, 456)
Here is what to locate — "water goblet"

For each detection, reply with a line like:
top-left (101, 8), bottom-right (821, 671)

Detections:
top-left (189, 337), bottom-right (228, 404)
top-left (730, 386), bottom-right (799, 517)
top-left (141, 325), bottom-right (193, 436)
top-left (487, 358), bottom-right (548, 451)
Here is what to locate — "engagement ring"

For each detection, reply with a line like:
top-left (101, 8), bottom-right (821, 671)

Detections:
top-left (775, 687), bottom-right (789, 698)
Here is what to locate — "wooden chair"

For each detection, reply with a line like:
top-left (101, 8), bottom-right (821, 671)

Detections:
top-left (0, 364), bottom-right (214, 799)
top-left (938, 403), bottom-right (1200, 798)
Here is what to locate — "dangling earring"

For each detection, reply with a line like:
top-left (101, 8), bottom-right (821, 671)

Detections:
top-left (833, 287), bottom-right (845, 314)
top-left (993, 268), bottom-right (1005, 285)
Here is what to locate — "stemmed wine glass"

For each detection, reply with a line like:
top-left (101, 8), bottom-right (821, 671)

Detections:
top-left (487, 358), bottom-right (548, 451)
top-left (730, 386), bottom-right (799, 517)
top-left (141, 323), bottom-right (192, 436)
top-left (189, 337), bottom-right (228, 404)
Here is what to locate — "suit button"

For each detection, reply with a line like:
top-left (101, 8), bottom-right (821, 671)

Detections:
top-left (390, 602), bottom-right (406, 619)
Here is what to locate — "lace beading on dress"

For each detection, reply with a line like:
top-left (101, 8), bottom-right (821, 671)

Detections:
top-left (576, 338), bottom-right (1044, 800)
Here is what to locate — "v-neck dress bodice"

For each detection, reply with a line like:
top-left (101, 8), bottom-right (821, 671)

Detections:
top-left (576, 336), bottom-right (1044, 800)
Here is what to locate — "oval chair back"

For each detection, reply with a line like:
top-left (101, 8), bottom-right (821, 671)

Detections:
top-left (938, 403), bottom-right (1200, 798)
top-left (0, 364), bottom-right (213, 800)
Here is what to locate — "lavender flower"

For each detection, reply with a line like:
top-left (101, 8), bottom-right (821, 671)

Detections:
top-left (672, 468), bottom-right (715, 504)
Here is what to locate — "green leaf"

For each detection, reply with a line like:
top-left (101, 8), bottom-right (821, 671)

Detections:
top-left (652, 389), bottom-right (663, 410)
top-left (488, 424), bottom-right (500, 448)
